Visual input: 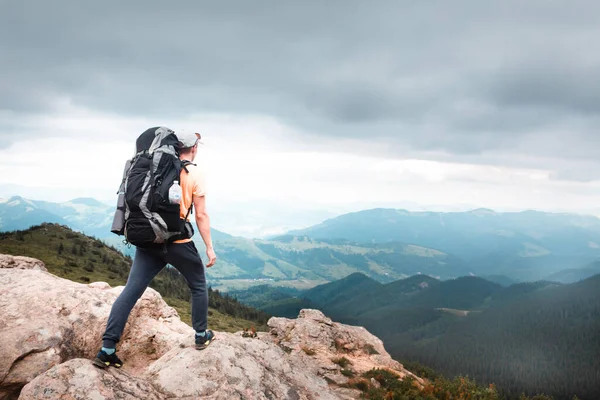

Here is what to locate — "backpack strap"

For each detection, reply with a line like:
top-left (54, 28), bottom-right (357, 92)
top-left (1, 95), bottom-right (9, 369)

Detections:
top-left (181, 159), bottom-right (195, 174)
top-left (184, 202), bottom-right (194, 221)
top-left (181, 160), bottom-right (197, 220)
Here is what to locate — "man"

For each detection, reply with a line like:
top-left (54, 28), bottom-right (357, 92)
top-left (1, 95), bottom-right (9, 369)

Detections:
top-left (93, 130), bottom-right (217, 369)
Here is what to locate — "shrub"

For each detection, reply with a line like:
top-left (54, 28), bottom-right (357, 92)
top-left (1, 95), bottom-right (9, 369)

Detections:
top-left (363, 344), bottom-right (379, 355)
top-left (353, 368), bottom-right (501, 400)
top-left (84, 260), bottom-right (95, 272)
top-left (341, 369), bottom-right (354, 377)
top-left (332, 357), bottom-right (352, 369)
top-left (346, 378), bottom-right (370, 392)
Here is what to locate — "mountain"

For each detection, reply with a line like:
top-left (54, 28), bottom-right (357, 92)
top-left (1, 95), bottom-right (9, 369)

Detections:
top-left (289, 207), bottom-right (600, 281)
top-left (0, 223), bottom-right (270, 332)
top-left (0, 195), bottom-right (114, 237)
top-left (0, 196), bottom-right (67, 231)
top-left (238, 272), bottom-right (599, 400)
top-left (481, 274), bottom-right (517, 287)
top-left (227, 285), bottom-right (313, 318)
top-left (301, 274), bottom-right (502, 324)
top-left (0, 195), bottom-right (236, 242)
top-left (544, 260), bottom-right (600, 283)
top-left (393, 274), bottom-right (600, 400)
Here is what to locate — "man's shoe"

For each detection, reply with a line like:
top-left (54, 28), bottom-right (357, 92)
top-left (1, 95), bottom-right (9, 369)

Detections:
top-left (92, 349), bottom-right (123, 369)
top-left (195, 330), bottom-right (215, 350)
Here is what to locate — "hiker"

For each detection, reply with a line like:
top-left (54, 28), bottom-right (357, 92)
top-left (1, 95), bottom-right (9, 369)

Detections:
top-left (93, 129), bottom-right (217, 369)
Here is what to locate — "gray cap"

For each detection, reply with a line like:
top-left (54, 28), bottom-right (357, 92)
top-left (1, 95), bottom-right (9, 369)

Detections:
top-left (176, 130), bottom-right (202, 148)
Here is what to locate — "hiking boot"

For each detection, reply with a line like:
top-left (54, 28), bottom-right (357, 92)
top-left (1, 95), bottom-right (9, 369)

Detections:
top-left (195, 330), bottom-right (215, 350)
top-left (92, 349), bottom-right (123, 369)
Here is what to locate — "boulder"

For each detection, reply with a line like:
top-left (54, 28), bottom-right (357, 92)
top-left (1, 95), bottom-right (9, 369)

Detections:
top-left (0, 264), bottom-right (191, 399)
top-left (19, 359), bottom-right (164, 400)
top-left (144, 332), bottom-right (344, 400)
top-left (267, 309), bottom-right (423, 386)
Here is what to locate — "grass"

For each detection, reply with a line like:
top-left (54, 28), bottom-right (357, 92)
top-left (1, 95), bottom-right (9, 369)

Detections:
top-left (363, 344), bottom-right (379, 355)
top-left (164, 297), bottom-right (260, 332)
top-left (332, 356), bottom-right (352, 369)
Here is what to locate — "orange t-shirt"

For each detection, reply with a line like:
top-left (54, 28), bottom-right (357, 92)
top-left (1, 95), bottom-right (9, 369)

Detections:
top-left (173, 162), bottom-right (206, 244)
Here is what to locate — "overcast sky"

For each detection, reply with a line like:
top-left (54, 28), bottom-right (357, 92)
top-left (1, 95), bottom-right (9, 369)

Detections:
top-left (2, 0), bottom-right (600, 233)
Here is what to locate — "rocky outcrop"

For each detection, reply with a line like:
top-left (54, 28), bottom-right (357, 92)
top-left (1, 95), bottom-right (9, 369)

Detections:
top-left (267, 309), bottom-right (423, 387)
top-left (0, 255), bottom-right (47, 271)
top-left (0, 258), bottom-right (191, 399)
top-left (18, 359), bottom-right (164, 400)
top-left (145, 332), bottom-right (343, 399)
top-left (0, 254), bottom-right (421, 399)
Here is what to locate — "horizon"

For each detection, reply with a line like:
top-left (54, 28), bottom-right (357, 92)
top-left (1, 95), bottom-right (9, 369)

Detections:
top-left (4, 192), bottom-right (600, 240)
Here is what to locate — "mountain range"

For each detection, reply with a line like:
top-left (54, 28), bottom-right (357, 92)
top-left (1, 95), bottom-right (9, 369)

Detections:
top-left (3, 196), bottom-right (600, 286)
top-left (0, 196), bottom-right (114, 237)
top-left (289, 207), bottom-right (600, 281)
top-left (230, 271), bottom-right (600, 400)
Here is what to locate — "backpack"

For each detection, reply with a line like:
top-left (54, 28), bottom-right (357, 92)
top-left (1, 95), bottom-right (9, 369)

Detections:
top-left (110, 126), bottom-right (195, 248)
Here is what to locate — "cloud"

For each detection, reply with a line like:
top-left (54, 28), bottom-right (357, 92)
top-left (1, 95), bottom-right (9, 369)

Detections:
top-left (1, 0), bottom-right (600, 181)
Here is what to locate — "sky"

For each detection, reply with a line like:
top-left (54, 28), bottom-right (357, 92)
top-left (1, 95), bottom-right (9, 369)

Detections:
top-left (2, 0), bottom-right (600, 234)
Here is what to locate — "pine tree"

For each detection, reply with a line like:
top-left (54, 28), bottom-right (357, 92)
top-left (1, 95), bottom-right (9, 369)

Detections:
top-left (58, 242), bottom-right (64, 255)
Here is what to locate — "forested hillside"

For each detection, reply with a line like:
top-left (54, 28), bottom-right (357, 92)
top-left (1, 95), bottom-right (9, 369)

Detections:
top-left (232, 272), bottom-right (600, 400)
top-left (391, 274), bottom-right (600, 400)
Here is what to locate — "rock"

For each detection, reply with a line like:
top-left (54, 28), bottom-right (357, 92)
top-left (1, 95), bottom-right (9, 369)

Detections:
top-left (19, 359), bottom-right (164, 400)
top-left (0, 255), bottom-right (47, 271)
top-left (267, 309), bottom-right (423, 386)
top-left (145, 332), bottom-right (342, 400)
top-left (0, 265), bottom-right (191, 398)
top-left (370, 377), bottom-right (381, 389)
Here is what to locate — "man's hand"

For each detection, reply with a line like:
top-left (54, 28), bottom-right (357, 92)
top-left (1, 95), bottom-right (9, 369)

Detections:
top-left (206, 247), bottom-right (216, 268)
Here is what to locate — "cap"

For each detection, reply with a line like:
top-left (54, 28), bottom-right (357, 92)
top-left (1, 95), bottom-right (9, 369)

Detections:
top-left (176, 130), bottom-right (203, 148)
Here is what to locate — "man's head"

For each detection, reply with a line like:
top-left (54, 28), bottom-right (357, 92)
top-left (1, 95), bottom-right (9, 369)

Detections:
top-left (177, 130), bottom-right (202, 160)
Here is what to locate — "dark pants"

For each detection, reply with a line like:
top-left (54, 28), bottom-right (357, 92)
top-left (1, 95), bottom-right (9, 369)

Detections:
top-left (102, 241), bottom-right (207, 348)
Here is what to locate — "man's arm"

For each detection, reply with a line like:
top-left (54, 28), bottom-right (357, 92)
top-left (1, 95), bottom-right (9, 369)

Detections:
top-left (192, 194), bottom-right (216, 267)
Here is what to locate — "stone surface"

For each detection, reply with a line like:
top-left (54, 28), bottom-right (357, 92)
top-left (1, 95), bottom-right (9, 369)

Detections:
top-left (0, 255), bottom-right (47, 271)
top-left (0, 265), bottom-right (191, 399)
top-left (19, 359), bottom-right (164, 400)
top-left (267, 309), bottom-right (423, 387)
top-left (145, 332), bottom-right (343, 400)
